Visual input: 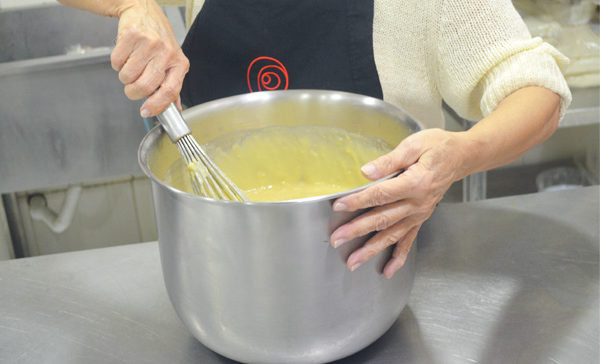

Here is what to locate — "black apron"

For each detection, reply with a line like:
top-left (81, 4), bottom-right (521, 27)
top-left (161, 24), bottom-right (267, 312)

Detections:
top-left (180, 0), bottom-right (382, 107)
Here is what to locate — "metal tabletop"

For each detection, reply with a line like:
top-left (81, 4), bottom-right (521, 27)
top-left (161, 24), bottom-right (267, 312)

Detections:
top-left (1, 186), bottom-right (598, 364)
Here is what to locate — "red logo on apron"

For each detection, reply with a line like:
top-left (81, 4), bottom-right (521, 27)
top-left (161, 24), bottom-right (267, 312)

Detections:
top-left (247, 56), bottom-right (289, 92)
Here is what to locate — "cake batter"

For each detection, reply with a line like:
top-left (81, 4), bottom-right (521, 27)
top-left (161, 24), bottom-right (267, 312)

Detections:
top-left (163, 125), bottom-right (393, 201)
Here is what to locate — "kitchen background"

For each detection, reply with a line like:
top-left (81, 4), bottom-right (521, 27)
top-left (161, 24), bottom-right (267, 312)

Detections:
top-left (0, 0), bottom-right (598, 260)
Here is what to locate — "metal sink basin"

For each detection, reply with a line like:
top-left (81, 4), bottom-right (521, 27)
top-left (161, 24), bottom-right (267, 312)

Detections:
top-left (0, 5), bottom-right (157, 193)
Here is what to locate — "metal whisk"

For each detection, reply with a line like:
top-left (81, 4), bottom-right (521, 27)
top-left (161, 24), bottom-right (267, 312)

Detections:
top-left (157, 103), bottom-right (248, 201)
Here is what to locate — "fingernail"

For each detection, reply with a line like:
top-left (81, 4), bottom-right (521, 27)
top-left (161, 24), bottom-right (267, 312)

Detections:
top-left (361, 163), bottom-right (377, 178)
top-left (140, 108), bottom-right (151, 118)
top-left (333, 202), bottom-right (347, 212)
top-left (383, 264), bottom-right (394, 279)
top-left (384, 261), bottom-right (400, 279)
top-left (332, 239), bottom-right (345, 248)
top-left (350, 262), bottom-right (362, 272)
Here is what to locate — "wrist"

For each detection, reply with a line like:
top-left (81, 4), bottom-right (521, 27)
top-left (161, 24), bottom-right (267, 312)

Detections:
top-left (56, 0), bottom-right (146, 18)
top-left (453, 130), bottom-right (491, 181)
top-left (114, 0), bottom-right (151, 18)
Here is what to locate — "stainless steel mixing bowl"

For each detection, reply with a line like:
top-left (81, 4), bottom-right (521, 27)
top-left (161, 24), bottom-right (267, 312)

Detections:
top-left (138, 90), bottom-right (423, 363)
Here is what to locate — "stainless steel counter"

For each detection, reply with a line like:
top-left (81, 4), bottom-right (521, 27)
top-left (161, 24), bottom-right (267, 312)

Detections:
top-left (1, 187), bottom-right (598, 364)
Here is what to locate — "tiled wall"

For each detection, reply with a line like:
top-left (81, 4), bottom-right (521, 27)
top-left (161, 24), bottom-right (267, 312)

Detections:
top-left (15, 176), bottom-right (157, 257)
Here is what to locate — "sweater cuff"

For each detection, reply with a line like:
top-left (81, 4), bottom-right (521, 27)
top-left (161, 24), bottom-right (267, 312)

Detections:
top-left (479, 39), bottom-right (572, 121)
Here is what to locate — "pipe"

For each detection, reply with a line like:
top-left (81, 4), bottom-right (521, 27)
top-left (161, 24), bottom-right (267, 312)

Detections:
top-left (28, 185), bottom-right (82, 234)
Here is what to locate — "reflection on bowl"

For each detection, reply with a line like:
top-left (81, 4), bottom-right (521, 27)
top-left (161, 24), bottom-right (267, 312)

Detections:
top-left (139, 90), bottom-right (423, 363)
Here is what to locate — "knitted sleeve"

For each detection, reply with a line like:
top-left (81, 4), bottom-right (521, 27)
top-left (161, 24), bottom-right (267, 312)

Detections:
top-left (433, 0), bottom-right (572, 121)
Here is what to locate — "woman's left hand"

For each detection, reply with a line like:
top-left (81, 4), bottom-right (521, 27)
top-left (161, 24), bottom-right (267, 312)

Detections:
top-left (330, 128), bottom-right (469, 278)
top-left (331, 87), bottom-right (562, 278)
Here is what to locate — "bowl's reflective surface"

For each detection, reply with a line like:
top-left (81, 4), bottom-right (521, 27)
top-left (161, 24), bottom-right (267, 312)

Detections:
top-left (139, 90), bottom-right (421, 363)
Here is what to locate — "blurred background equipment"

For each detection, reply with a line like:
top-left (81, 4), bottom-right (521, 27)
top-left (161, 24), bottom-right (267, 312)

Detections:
top-left (0, 1), bottom-right (597, 260)
top-left (514, 0), bottom-right (600, 87)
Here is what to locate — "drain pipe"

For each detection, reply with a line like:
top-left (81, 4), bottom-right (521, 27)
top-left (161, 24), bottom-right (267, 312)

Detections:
top-left (28, 185), bottom-right (83, 234)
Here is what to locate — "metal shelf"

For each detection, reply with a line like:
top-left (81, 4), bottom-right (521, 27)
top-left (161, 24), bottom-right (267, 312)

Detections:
top-left (0, 0), bottom-right (58, 12)
top-left (560, 86), bottom-right (600, 128)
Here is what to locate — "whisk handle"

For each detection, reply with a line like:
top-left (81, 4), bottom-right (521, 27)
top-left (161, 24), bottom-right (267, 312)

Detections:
top-left (156, 103), bottom-right (191, 142)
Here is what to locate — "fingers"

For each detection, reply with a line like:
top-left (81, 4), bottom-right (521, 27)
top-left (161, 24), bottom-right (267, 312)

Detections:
top-left (116, 44), bottom-right (189, 115)
top-left (333, 132), bottom-right (437, 213)
top-left (345, 216), bottom-right (422, 272)
top-left (111, 21), bottom-right (154, 74)
top-left (110, 33), bottom-right (136, 73)
top-left (329, 129), bottom-right (463, 277)
top-left (333, 171), bottom-right (418, 212)
top-left (123, 58), bottom-right (166, 100)
top-left (331, 200), bottom-right (414, 248)
top-left (117, 38), bottom-right (166, 85)
top-left (383, 225), bottom-right (419, 279)
top-left (140, 61), bottom-right (188, 115)
top-left (360, 133), bottom-right (427, 180)
top-left (110, 5), bottom-right (190, 116)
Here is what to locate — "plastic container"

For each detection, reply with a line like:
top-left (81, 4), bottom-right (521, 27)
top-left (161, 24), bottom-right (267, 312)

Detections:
top-left (536, 166), bottom-right (587, 192)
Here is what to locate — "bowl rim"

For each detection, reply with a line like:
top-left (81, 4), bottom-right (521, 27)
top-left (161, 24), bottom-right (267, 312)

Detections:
top-left (138, 89), bottom-right (424, 205)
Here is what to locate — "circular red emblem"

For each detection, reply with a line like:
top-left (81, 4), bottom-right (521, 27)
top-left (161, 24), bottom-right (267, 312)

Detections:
top-left (247, 56), bottom-right (289, 92)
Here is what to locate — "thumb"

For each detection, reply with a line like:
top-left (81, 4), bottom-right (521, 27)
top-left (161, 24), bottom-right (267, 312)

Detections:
top-left (360, 134), bottom-right (424, 180)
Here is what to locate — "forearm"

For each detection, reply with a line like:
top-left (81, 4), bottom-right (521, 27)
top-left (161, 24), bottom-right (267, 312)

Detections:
top-left (456, 86), bottom-right (561, 179)
top-left (56, 0), bottom-right (148, 18)
top-left (330, 86), bottom-right (563, 277)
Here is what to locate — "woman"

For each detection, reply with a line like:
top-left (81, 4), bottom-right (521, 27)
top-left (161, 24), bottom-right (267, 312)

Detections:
top-left (58, 0), bottom-right (571, 278)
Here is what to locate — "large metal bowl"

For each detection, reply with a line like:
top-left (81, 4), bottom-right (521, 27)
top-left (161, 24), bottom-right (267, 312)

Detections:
top-left (138, 90), bottom-right (423, 363)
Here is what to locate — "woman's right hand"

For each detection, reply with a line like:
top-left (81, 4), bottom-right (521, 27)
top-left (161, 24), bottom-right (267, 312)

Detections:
top-left (112, 1), bottom-right (190, 116)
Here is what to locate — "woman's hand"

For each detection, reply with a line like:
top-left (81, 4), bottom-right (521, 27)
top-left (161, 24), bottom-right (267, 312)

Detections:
top-left (330, 129), bottom-right (469, 278)
top-left (329, 87), bottom-right (562, 279)
top-left (111, 1), bottom-right (190, 116)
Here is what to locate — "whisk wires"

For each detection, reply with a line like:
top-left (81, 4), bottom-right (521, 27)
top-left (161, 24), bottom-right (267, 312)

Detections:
top-left (176, 135), bottom-right (248, 201)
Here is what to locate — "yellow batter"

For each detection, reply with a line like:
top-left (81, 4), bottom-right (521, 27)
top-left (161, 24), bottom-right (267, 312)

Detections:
top-left (163, 125), bottom-right (393, 201)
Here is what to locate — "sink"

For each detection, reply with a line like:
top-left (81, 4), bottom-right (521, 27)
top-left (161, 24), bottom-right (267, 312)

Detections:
top-left (0, 5), bottom-right (183, 193)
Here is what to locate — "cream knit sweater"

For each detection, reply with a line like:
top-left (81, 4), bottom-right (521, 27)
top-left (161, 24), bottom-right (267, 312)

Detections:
top-left (161, 0), bottom-right (572, 129)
